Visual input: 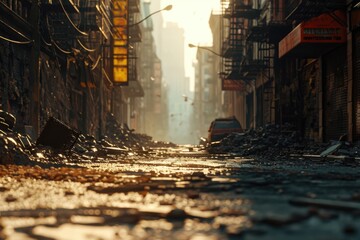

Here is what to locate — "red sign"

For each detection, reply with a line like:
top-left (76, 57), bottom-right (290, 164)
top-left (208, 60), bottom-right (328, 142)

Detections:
top-left (278, 24), bottom-right (302, 57)
top-left (279, 10), bottom-right (346, 58)
top-left (222, 79), bottom-right (245, 91)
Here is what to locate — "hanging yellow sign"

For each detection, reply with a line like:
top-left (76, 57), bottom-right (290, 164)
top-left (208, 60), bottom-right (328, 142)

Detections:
top-left (112, 0), bottom-right (128, 85)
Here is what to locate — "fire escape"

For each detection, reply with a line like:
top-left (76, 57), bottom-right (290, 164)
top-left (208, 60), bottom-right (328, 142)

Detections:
top-left (0, 0), bottom-right (33, 42)
top-left (77, 0), bottom-right (109, 76)
top-left (246, 0), bottom-right (292, 124)
top-left (40, 0), bottom-right (107, 91)
top-left (126, 0), bottom-right (144, 97)
top-left (41, 0), bottom-right (115, 66)
top-left (221, 0), bottom-right (261, 82)
top-left (128, 0), bottom-right (141, 83)
top-left (41, 0), bottom-right (82, 55)
top-left (221, 0), bottom-right (294, 125)
top-left (40, 0), bottom-right (115, 134)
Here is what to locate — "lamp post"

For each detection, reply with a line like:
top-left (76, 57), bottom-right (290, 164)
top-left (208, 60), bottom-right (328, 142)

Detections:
top-left (129, 5), bottom-right (172, 27)
top-left (113, 1), bottom-right (173, 131)
top-left (188, 43), bottom-right (224, 137)
top-left (111, 4), bottom-right (172, 41)
top-left (188, 43), bottom-right (223, 57)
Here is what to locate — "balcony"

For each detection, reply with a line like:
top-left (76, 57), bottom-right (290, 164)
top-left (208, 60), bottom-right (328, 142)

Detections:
top-left (240, 58), bottom-right (266, 78)
top-left (224, 59), bottom-right (241, 75)
top-left (78, 1), bottom-right (113, 32)
top-left (129, 24), bottom-right (141, 42)
top-left (47, 14), bottom-right (78, 41)
top-left (129, 0), bottom-right (140, 13)
top-left (128, 47), bottom-right (137, 79)
top-left (285, 0), bottom-right (346, 21)
top-left (0, 0), bottom-right (31, 22)
top-left (0, 1), bottom-right (33, 41)
top-left (128, 60), bottom-right (137, 82)
top-left (247, 25), bottom-right (268, 43)
top-left (221, 19), bottom-right (244, 57)
top-left (222, 38), bottom-right (243, 58)
top-left (223, 0), bottom-right (261, 19)
top-left (247, 21), bottom-right (292, 44)
top-left (78, 9), bottom-right (98, 31)
top-left (41, 0), bottom-right (80, 13)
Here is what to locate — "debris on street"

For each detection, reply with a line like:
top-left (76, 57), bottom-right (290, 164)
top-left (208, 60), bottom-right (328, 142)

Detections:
top-left (105, 113), bottom-right (176, 150)
top-left (0, 110), bottom-right (16, 131)
top-left (0, 111), bottom-right (31, 165)
top-left (36, 117), bottom-right (79, 151)
top-left (1, 110), bottom-right (360, 165)
top-left (0, 111), bottom-right (360, 239)
top-left (0, 153), bottom-right (359, 239)
top-left (0, 112), bottom-right (176, 165)
top-left (206, 124), bottom-right (360, 161)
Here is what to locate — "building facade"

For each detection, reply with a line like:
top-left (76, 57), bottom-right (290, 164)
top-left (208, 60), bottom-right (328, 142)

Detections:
top-left (216, 0), bottom-right (360, 143)
top-left (193, 46), bottom-right (219, 138)
top-left (138, 0), bottom-right (167, 140)
top-left (160, 22), bottom-right (191, 144)
top-left (0, 0), bottom-right (163, 140)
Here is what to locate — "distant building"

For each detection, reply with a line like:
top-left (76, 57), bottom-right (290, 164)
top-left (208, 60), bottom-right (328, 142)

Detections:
top-left (157, 22), bottom-right (192, 144)
top-left (137, 0), bottom-right (167, 140)
top-left (193, 47), bottom-right (218, 138)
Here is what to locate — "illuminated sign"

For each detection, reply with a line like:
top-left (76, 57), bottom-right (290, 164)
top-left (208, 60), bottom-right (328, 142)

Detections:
top-left (112, 0), bottom-right (128, 85)
top-left (279, 10), bottom-right (346, 58)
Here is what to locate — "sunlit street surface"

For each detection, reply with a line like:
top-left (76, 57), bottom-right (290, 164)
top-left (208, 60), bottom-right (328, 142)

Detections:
top-left (1, 146), bottom-right (360, 240)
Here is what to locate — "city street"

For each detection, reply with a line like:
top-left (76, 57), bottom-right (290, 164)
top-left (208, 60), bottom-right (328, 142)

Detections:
top-left (1, 1), bottom-right (360, 239)
top-left (1, 146), bottom-right (360, 240)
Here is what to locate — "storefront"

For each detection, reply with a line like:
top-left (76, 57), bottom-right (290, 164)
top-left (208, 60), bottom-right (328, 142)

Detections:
top-left (279, 10), bottom-right (347, 141)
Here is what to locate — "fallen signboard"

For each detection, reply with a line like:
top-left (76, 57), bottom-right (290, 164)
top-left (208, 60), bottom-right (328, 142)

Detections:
top-left (36, 117), bottom-right (79, 151)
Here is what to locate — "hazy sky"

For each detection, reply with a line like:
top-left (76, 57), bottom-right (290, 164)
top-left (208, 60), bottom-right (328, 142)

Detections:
top-left (160, 0), bottom-right (221, 87)
top-left (160, 0), bottom-right (221, 43)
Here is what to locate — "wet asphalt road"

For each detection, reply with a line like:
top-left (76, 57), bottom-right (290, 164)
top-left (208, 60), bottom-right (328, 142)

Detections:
top-left (0, 146), bottom-right (360, 240)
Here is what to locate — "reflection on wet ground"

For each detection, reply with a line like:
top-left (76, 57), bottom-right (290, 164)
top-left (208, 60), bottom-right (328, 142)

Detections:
top-left (1, 149), bottom-right (360, 240)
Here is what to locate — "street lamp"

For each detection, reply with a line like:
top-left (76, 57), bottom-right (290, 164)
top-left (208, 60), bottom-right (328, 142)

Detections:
top-left (188, 43), bottom-right (222, 57)
top-left (110, 4), bottom-right (172, 39)
top-left (129, 4), bottom-right (173, 27)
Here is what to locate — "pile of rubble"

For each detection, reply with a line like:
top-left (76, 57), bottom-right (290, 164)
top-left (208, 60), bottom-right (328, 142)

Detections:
top-left (206, 124), bottom-right (360, 160)
top-left (0, 110), bottom-right (32, 165)
top-left (105, 113), bottom-right (175, 150)
top-left (207, 124), bottom-right (304, 157)
top-left (0, 110), bottom-right (175, 165)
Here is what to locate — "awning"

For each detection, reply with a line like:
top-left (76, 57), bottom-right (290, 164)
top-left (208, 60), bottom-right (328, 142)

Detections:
top-left (224, 69), bottom-right (241, 80)
top-left (279, 10), bottom-right (346, 58)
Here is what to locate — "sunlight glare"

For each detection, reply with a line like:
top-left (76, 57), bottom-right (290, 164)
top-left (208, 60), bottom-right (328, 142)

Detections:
top-left (159, 0), bottom-right (221, 87)
top-left (160, 0), bottom-right (221, 45)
